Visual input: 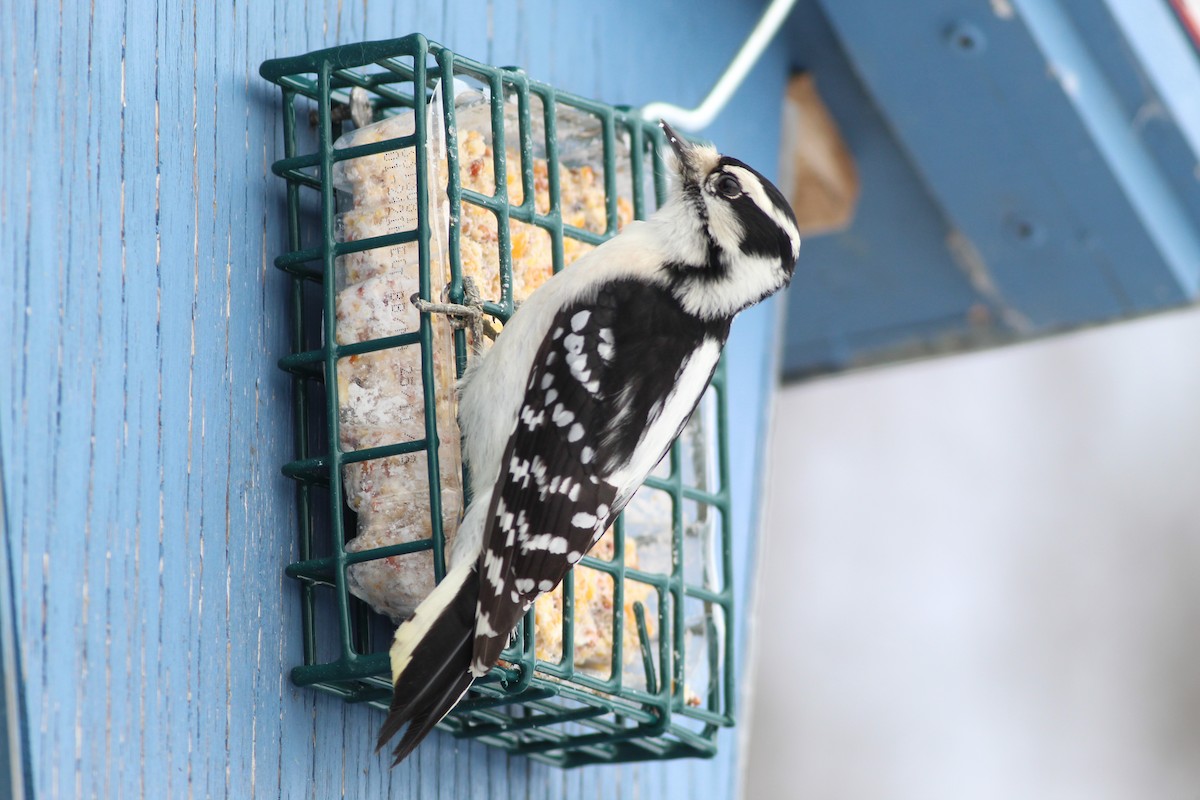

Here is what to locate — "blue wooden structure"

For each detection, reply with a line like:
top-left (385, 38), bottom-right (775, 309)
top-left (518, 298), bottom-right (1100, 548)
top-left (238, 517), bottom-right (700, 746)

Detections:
top-left (0, 1), bottom-right (787, 796)
top-left (782, 0), bottom-right (1200, 377)
top-left (4, 0), bottom-right (1199, 796)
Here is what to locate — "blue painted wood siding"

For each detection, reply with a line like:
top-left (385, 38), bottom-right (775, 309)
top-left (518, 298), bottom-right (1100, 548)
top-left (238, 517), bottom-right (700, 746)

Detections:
top-left (781, 0), bottom-right (1200, 378)
top-left (0, 1), bottom-right (789, 796)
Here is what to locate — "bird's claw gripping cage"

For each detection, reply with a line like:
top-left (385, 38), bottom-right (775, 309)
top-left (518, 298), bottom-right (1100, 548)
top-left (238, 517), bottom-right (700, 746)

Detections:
top-left (260, 34), bottom-right (736, 766)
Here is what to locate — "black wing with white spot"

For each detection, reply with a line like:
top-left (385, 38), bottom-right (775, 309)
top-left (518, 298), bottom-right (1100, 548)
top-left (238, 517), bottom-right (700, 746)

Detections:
top-left (470, 279), bottom-right (730, 675)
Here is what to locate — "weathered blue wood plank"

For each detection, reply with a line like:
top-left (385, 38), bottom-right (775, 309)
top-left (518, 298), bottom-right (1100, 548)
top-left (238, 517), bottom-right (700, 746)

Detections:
top-left (781, 0), bottom-right (1200, 378)
top-left (779, 0), bottom-right (991, 379)
top-left (795, 0), bottom-right (1200, 368)
top-left (1084, 1), bottom-right (1200, 236)
top-left (1, 0), bottom-right (786, 796)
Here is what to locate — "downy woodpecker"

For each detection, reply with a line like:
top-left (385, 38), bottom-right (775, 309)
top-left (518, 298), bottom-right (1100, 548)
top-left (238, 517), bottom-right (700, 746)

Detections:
top-left (378, 121), bottom-right (801, 764)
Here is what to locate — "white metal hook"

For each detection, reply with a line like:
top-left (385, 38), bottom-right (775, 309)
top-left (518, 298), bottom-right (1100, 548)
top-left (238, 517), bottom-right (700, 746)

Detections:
top-left (641, 0), bottom-right (800, 132)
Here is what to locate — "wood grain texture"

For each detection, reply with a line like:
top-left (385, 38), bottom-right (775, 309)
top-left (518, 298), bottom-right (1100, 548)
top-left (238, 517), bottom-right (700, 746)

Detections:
top-left (0, 1), bottom-right (788, 796)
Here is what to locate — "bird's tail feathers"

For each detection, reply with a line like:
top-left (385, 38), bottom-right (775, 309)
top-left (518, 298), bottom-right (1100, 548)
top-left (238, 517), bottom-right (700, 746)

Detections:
top-left (377, 560), bottom-right (479, 765)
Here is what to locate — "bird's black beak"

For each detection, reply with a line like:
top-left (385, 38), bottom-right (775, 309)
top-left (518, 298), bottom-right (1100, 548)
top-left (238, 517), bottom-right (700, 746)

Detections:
top-left (660, 119), bottom-right (687, 160)
top-left (659, 119), bottom-right (695, 180)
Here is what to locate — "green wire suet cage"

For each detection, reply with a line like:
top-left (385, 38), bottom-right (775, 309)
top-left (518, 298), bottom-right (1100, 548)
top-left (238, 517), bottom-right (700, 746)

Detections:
top-left (260, 34), bottom-right (736, 766)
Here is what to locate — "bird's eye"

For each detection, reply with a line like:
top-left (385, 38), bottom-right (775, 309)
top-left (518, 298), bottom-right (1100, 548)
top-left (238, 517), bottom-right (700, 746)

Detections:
top-left (716, 173), bottom-right (741, 198)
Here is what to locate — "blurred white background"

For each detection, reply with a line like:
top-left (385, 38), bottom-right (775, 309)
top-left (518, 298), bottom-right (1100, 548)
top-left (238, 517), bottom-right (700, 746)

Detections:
top-left (743, 307), bottom-right (1200, 799)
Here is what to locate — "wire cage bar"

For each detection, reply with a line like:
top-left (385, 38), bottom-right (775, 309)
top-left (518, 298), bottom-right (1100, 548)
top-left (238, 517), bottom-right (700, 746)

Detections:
top-left (260, 34), bottom-right (736, 766)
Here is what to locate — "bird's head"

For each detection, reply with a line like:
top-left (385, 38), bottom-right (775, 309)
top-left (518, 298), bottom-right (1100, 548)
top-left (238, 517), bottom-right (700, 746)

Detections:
top-left (654, 120), bottom-right (801, 320)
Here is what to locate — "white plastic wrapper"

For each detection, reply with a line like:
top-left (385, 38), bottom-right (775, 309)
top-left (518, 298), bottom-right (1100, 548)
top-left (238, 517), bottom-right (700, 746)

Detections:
top-left (333, 104), bottom-right (463, 622)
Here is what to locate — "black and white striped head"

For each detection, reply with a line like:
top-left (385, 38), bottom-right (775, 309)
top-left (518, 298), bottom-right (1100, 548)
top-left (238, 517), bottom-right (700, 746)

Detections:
top-left (656, 120), bottom-right (801, 320)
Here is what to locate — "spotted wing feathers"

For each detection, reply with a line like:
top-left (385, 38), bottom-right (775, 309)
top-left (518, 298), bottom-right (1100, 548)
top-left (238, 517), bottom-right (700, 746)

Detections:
top-left (471, 303), bottom-right (620, 674)
top-left (469, 281), bottom-right (730, 676)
